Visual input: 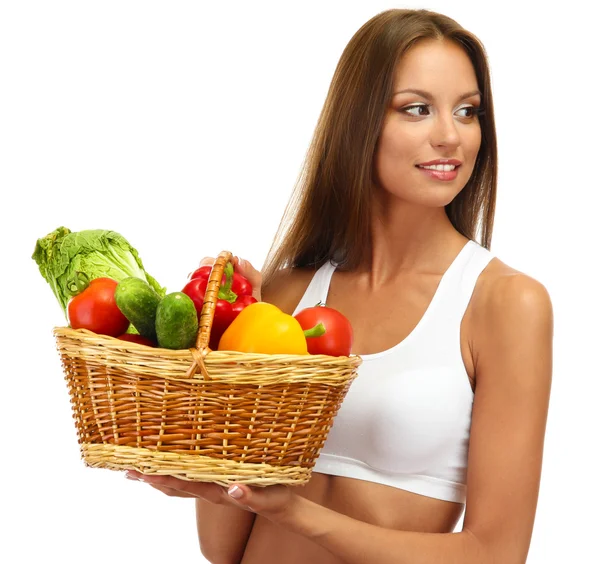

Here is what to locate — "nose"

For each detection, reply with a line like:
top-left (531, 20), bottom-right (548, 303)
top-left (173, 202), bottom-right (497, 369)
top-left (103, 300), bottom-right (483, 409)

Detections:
top-left (429, 114), bottom-right (460, 151)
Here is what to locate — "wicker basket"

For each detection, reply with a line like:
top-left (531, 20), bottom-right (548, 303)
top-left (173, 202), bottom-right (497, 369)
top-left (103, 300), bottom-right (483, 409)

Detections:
top-left (53, 250), bottom-right (361, 486)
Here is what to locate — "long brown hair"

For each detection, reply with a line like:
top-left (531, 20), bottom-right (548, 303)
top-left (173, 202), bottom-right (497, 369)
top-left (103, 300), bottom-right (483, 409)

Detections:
top-left (261, 9), bottom-right (497, 286)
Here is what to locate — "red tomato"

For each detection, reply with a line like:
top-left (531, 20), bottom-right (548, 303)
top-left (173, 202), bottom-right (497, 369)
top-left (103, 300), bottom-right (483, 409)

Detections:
top-left (67, 277), bottom-right (130, 337)
top-left (294, 305), bottom-right (353, 357)
top-left (117, 333), bottom-right (157, 347)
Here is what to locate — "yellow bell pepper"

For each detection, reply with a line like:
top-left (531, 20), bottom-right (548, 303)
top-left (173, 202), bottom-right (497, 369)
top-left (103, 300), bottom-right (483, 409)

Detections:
top-left (217, 302), bottom-right (317, 354)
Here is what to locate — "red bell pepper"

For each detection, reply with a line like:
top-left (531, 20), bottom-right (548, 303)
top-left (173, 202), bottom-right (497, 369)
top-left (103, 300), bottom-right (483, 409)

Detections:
top-left (182, 262), bottom-right (257, 350)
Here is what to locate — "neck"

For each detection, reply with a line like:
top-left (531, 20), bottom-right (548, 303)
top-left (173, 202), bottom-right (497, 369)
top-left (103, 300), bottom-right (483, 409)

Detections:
top-left (361, 197), bottom-right (468, 286)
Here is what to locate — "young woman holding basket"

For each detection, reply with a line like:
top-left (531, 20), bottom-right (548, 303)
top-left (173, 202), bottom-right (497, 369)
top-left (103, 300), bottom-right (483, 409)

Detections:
top-left (127, 9), bottom-right (553, 564)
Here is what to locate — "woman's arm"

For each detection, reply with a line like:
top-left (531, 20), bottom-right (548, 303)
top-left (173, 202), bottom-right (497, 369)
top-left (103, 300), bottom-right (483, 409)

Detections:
top-left (224, 272), bottom-right (553, 564)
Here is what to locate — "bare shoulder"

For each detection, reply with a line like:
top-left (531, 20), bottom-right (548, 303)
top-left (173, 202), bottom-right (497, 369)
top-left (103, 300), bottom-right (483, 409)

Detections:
top-left (470, 256), bottom-right (554, 379)
top-left (261, 266), bottom-right (316, 315)
top-left (473, 257), bottom-right (553, 324)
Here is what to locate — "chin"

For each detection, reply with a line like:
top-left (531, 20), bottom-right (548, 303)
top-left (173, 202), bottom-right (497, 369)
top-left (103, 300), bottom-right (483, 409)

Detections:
top-left (377, 176), bottom-right (466, 208)
top-left (415, 176), bottom-right (468, 207)
top-left (399, 185), bottom-right (465, 208)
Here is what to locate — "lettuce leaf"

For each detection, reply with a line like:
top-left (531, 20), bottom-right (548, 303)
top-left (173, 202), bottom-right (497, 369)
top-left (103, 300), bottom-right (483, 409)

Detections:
top-left (32, 226), bottom-right (165, 320)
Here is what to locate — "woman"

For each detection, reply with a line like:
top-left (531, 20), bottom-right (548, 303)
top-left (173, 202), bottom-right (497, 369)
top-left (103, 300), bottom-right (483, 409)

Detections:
top-left (127, 9), bottom-right (553, 564)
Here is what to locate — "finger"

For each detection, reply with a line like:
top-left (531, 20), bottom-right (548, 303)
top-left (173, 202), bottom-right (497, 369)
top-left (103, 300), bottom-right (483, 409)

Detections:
top-left (126, 471), bottom-right (225, 503)
top-left (187, 257), bottom-right (215, 279)
top-left (225, 483), bottom-right (257, 512)
top-left (233, 257), bottom-right (262, 301)
top-left (225, 483), bottom-right (295, 519)
top-left (147, 484), bottom-right (197, 498)
top-left (126, 472), bottom-right (188, 496)
top-left (227, 483), bottom-right (253, 504)
top-left (226, 483), bottom-right (276, 512)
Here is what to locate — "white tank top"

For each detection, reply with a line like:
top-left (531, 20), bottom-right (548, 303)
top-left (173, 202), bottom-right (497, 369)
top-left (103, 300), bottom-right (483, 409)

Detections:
top-left (292, 240), bottom-right (494, 503)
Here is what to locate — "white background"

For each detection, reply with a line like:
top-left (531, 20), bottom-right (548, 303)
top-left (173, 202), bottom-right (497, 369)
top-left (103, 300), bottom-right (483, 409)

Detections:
top-left (1, 1), bottom-right (598, 562)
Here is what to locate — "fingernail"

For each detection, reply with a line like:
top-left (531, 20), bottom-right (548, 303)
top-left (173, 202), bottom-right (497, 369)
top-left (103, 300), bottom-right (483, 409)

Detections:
top-left (228, 485), bottom-right (243, 499)
top-left (125, 471), bottom-right (144, 482)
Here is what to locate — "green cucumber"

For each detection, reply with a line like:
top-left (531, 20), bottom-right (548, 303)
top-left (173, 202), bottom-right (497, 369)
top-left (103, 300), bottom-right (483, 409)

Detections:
top-left (115, 277), bottom-right (161, 340)
top-left (155, 292), bottom-right (199, 350)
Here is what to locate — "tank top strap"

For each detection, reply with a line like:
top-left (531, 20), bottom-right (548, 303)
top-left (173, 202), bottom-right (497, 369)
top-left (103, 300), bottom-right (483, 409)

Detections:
top-left (452, 240), bottom-right (494, 317)
top-left (425, 240), bottom-right (495, 332)
top-left (291, 261), bottom-right (337, 316)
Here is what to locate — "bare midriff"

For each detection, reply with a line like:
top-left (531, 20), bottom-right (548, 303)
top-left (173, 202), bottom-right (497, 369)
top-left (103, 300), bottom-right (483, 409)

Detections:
top-left (240, 472), bottom-right (465, 564)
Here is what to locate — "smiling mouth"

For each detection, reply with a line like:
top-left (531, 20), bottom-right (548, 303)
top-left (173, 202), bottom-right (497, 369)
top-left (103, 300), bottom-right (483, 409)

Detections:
top-left (416, 164), bottom-right (459, 171)
top-left (415, 163), bottom-right (460, 181)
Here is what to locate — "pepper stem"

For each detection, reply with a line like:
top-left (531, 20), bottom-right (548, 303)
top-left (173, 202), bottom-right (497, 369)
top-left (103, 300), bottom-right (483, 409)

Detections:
top-left (217, 261), bottom-right (238, 303)
top-left (303, 322), bottom-right (326, 338)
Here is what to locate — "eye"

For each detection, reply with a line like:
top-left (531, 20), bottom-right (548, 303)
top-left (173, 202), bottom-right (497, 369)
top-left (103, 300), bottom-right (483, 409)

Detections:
top-left (402, 103), bottom-right (430, 117)
top-left (455, 105), bottom-right (480, 119)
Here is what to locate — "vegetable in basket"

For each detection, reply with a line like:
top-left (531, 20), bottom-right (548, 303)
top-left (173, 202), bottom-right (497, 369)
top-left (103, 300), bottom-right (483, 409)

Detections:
top-left (183, 262), bottom-right (257, 350)
top-left (294, 303), bottom-right (354, 357)
top-left (155, 292), bottom-right (199, 349)
top-left (67, 276), bottom-right (130, 337)
top-left (115, 277), bottom-right (162, 340)
top-left (32, 226), bottom-right (165, 320)
top-left (218, 301), bottom-right (325, 355)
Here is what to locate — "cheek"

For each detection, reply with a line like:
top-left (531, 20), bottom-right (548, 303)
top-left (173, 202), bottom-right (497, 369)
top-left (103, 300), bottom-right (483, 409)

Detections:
top-left (375, 125), bottom-right (422, 179)
top-left (465, 125), bottom-right (482, 158)
top-left (379, 123), bottom-right (424, 156)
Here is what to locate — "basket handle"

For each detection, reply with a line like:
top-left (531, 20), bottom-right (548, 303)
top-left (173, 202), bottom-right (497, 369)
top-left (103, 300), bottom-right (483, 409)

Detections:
top-left (196, 250), bottom-right (233, 350)
top-left (186, 250), bottom-right (233, 380)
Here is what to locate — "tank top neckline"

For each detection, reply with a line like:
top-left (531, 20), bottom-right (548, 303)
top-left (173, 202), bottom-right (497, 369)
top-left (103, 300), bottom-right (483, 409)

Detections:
top-left (326, 240), bottom-right (477, 361)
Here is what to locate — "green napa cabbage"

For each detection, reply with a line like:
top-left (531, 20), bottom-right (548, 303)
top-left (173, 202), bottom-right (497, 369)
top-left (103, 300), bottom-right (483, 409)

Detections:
top-left (32, 226), bottom-right (165, 319)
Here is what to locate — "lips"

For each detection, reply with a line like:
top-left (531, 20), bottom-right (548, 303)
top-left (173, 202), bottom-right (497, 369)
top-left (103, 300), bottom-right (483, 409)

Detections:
top-left (415, 159), bottom-right (462, 181)
top-left (417, 159), bottom-right (462, 167)
top-left (416, 161), bottom-right (460, 181)
top-left (418, 163), bottom-right (458, 172)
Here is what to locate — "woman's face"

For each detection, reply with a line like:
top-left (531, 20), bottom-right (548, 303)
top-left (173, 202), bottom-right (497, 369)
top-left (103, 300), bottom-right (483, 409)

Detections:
top-left (374, 39), bottom-right (482, 208)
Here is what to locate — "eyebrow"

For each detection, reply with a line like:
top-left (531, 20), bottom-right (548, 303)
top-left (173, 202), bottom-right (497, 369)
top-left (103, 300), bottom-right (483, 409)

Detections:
top-left (393, 88), bottom-right (482, 100)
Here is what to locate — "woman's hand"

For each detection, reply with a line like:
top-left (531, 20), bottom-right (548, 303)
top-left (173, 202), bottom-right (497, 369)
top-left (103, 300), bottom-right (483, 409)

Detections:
top-left (198, 255), bottom-right (262, 302)
top-left (125, 470), bottom-right (296, 521)
top-left (125, 470), bottom-right (229, 502)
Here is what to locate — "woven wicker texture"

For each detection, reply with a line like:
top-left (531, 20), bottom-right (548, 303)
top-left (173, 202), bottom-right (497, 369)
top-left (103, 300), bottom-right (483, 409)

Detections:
top-left (54, 251), bottom-right (361, 486)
